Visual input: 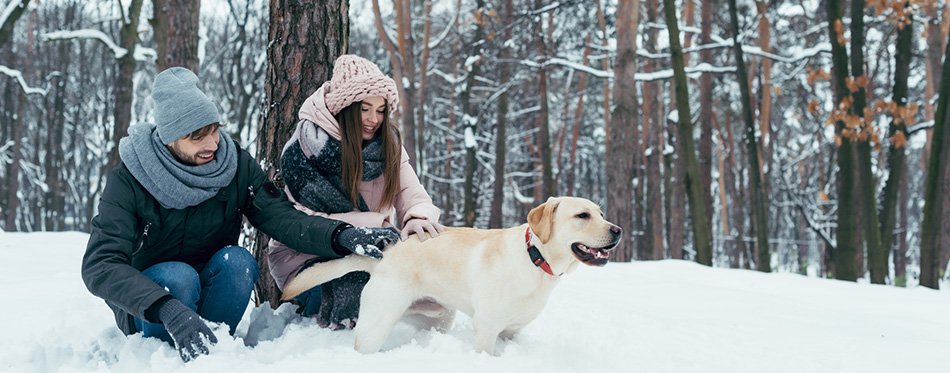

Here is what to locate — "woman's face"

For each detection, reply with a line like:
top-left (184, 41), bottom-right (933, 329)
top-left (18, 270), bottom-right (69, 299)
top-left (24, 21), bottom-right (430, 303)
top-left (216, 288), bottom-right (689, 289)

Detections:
top-left (360, 96), bottom-right (386, 141)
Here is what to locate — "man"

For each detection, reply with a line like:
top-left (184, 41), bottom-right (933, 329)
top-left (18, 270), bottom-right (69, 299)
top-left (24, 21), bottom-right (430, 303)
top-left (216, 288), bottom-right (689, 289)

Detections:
top-left (82, 67), bottom-right (399, 362)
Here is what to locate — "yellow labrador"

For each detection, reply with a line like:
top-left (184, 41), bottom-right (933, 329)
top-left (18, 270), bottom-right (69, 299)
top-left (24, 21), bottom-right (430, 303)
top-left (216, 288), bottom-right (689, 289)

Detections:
top-left (281, 196), bottom-right (622, 355)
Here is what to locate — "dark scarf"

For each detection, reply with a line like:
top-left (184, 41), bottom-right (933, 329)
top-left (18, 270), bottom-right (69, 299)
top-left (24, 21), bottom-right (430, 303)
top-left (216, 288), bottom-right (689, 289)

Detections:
top-left (118, 123), bottom-right (238, 210)
top-left (281, 120), bottom-right (384, 213)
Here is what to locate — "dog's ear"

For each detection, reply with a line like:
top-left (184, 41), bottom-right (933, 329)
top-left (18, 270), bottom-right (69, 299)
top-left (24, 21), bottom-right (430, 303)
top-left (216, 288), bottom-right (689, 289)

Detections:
top-left (527, 197), bottom-right (560, 244)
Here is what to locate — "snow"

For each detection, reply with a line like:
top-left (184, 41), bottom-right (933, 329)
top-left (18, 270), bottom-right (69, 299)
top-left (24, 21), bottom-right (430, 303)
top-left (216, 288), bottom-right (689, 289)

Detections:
top-left (40, 30), bottom-right (156, 62)
top-left (2, 230), bottom-right (948, 372)
top-left (0, 0), bottom-right (26, 28)
top-left (463, 126), bottom-right (477, 149)
top-left (0, 65), bottom-right (49, 95)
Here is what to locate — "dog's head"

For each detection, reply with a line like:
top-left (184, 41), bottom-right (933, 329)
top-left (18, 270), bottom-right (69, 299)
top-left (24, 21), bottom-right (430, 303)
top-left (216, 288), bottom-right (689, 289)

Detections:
top-left (527, 197), bottom-right (622, 267)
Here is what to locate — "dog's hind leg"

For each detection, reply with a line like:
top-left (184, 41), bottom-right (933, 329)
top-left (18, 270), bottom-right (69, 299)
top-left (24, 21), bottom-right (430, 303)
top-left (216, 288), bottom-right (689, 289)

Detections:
top-left (352, 279), bottom-right (413, 353)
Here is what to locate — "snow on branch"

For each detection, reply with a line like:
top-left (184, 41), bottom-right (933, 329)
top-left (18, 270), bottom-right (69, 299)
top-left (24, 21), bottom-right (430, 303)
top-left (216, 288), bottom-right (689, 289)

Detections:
top-left (0, 65), bottom-right (49, 95)
top-left (1, 0), bottom-right (26, 27)
top-left (427, 6), bottom-right (458, 50)
top-left (41, 30), bottom-right (156, 61)
top-left (512, 57), bottom-right (736, 81)
top-left (908, 120), bottom-right (935, 134)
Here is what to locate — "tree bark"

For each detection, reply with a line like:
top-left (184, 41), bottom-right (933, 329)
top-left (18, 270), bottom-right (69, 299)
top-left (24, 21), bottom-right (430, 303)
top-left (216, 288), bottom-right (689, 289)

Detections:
top-left (104, 0), bottom-right (144, 174)
top-left (828, 0), bottom-right (857, 281)
top-left (729, 0), bottom-right (770, 272)
top-left (879, 8), bottom-right (913, 280)
top-left (606, 0), bottom-right (639, 262)
top-left (462, 0), bottom-right (485, 227)
top-left (643, 0), bottom-right (663, 260)
top-left (595, 0), bottom-right (610, 150)
top-left (490, 0), bottom-right (513, 229)
top-left (534, 0), bottom-right (554, 201)
top-left (4, 91), bottom-right (24, 232)
top-left (255, 0), bottom-right (348, 306)
top-left (849, 0), bottom-right (886, 284)
top-left (920, 30), bottom-right (950, 290)
top-left (151, 0), bottom-right (201, 72)
top-left (664, 0), bottom-right (713, 266)
top-left (699, 0), bottom-right (715, 238)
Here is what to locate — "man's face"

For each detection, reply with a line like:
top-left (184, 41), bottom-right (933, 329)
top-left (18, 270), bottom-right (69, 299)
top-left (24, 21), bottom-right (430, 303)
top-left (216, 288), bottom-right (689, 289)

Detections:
top-left (167, 125), bottom-right (221, 166)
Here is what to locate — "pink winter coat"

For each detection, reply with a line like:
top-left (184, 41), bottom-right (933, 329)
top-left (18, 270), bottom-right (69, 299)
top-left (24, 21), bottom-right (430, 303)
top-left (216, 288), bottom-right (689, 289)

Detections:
top-left (268, 85), bottom-right (441, 291)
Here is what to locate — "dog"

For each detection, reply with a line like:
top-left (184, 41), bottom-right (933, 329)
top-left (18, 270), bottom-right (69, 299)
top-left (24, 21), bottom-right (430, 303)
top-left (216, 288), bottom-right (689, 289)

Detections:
top-left (281, 196), bottom-right (622, 355)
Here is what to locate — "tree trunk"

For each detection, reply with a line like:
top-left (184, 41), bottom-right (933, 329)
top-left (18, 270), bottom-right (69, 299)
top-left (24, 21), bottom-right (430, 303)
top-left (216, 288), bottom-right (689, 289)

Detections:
top-left (490, 0), bottom-right (513, 229)
top-left (667, 104), bottom-right (686, 260)
top-left (4, 91), bottom-right (24, 231)
top-left (606, 0), bottom-right (639, 262)
top-left (255, 0), bottom-right (348, 307)
top-left (643, 0), bottom-right (663, 260)
top-left (879, 9), bottom-right (913, 280)
top-left (417, 0), bottom-right (433, 181)
top-left (699, 0), bottom-right (715, 240)
top-left (920, 30), bottom-right (950, 290)
top-left (151, 0), bottom-right (201, 72)
top-left (663, 0), bottom-right (712, 266)
top-left (0, 0), bottom-right (29, 48)
top-left (848, 0), bottom-right (886, 284)
top-left (104, 0), bottom-right (144, 174)
top-left (728, 0), bottom-right (770, 272)
top-left (45, 35), bottom-right (70, 231)
top-left (534, 0), bottom-right (554, 201)
top-left (395, 0), bottom-right (419, 170)
top-left (595, 0), bottom-right (610, 150)
top-left (828, 0), bottom-right (857, 281)
top-left (462, 0), bottom-right (485, 227)
top-left (894, 160), bottom-right (908, 286)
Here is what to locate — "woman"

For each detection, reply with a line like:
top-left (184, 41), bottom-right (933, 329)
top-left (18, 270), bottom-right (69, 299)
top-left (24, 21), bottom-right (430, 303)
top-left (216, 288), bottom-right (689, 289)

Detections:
top-left (269, 55), bottom-right (444, 329)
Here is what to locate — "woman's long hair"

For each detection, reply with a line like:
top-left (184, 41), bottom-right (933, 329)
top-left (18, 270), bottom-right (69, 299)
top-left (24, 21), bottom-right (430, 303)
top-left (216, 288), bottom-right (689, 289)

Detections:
top-left (335, 101), bottom-right (402, 211)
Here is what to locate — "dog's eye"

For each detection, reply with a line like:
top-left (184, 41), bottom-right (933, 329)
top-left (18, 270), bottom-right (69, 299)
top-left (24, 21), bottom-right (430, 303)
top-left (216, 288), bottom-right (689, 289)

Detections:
top-left (576, 212), bottom-right (590, 219)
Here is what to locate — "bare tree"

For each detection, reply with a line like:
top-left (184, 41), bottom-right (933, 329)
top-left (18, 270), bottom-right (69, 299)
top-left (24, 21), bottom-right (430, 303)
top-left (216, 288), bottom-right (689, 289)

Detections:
top-left (728, 0), bottom-right (771, 272)
top-left (663, 0), bottom-right (712, 265)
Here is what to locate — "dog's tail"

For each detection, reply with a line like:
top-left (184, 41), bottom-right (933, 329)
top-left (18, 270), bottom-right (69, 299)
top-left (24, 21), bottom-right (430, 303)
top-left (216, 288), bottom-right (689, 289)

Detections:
top-left (280, 255), bottom-right (378, 300)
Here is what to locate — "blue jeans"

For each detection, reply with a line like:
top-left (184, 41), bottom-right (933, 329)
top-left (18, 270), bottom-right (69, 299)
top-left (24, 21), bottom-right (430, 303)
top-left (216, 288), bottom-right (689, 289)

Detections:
top-left (133, 246), bottom-right (259, 344)
top-left (294, 285), bottom-right (322, 317)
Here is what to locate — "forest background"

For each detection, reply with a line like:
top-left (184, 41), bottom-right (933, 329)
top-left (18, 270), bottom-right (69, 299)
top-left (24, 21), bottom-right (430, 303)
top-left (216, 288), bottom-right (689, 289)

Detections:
top-left (1, 0), bottom-right (948, 305)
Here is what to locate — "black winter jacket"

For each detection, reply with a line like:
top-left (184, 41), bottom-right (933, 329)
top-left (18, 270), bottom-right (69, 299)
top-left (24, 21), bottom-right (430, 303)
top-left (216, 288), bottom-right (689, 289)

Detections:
top-left (82, 141), bottom-right (347, 335)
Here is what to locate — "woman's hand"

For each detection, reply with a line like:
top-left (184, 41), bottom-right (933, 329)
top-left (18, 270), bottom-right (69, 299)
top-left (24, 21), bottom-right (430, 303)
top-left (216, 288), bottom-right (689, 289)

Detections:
top-left (400, 218), bottom-right (444, 242)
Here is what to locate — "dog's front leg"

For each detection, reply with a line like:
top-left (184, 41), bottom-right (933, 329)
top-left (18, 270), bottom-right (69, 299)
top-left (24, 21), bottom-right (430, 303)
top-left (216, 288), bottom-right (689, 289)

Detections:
top-left (472, 318), bottom-right (506, 355)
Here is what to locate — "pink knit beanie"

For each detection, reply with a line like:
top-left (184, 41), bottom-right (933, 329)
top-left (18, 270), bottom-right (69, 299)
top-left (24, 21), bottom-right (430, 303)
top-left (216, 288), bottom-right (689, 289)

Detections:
top-left (324, 55), bottom-right (399, 115)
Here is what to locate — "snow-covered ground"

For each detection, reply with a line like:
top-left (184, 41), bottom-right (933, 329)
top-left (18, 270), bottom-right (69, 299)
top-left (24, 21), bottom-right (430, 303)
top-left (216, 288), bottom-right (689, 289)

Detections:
top-left (1, 230), bottom-right (947, 372)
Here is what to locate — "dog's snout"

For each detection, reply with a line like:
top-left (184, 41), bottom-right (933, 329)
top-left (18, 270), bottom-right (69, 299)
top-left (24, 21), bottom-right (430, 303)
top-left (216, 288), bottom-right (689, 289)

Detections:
top-left (610, 225), bottom-right (622, 236)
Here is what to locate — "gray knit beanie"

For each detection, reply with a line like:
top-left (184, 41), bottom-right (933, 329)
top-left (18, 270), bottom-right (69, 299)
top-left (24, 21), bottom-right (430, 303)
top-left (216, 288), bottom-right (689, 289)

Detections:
top-left (152, 67), bottom-right (221, 144)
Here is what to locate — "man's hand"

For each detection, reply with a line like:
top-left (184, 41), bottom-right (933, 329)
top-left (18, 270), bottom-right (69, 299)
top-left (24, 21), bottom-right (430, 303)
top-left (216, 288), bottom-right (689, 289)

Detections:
top-left (400, 218), bottom-right (444, 242)
top-left (334, 226), bottom-right (400, 259)
top-left (157, 298), bottom-right (217, 362)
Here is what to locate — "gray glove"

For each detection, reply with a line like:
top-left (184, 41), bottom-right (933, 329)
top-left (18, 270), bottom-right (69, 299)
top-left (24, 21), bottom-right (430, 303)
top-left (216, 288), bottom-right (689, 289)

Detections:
top-left (333, 226), bottom-right (399, 260)
top-left (157, 298), bottom-right (217, 362)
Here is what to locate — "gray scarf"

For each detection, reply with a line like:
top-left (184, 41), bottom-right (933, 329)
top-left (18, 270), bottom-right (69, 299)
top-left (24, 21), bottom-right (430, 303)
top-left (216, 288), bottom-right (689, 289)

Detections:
top-left (281, 120), bottom-right (384, 213)
top-left (118, 123), bottom-right (238, 209)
